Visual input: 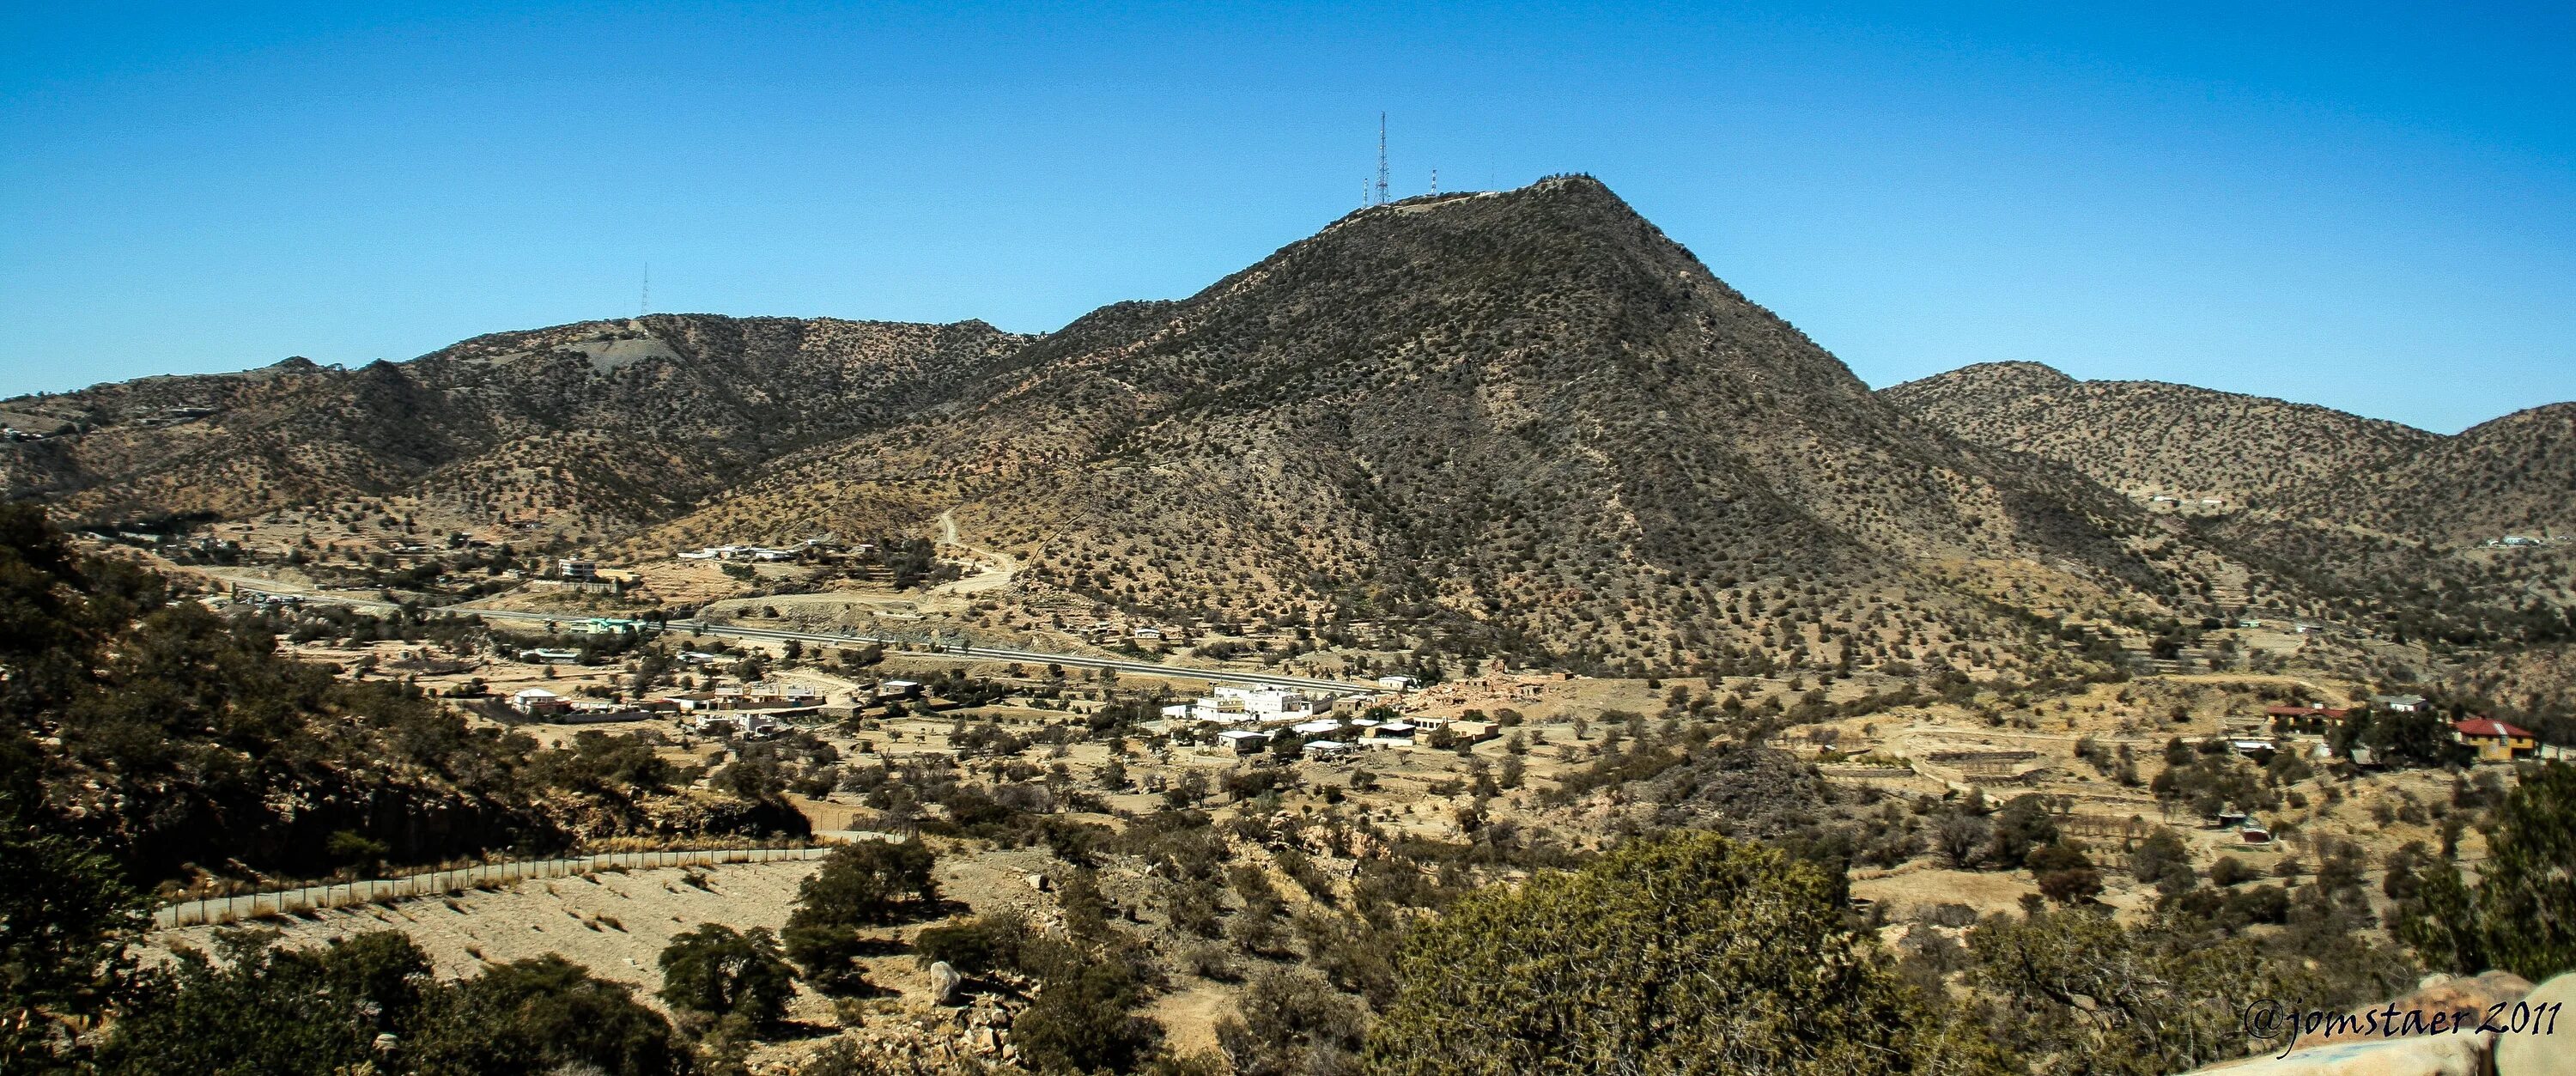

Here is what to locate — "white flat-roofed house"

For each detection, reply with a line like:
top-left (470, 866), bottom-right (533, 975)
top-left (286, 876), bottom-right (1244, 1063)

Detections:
top-left (1375, 675), bottom-right (1419, 692)
top-left (1301, 739), bottom-right (1354, 759)
top-left (1212, 686), bottom-right (1324, 721)
top-left (1291, 719), bottom-right (1346, 736)
top-left (1217, 729), bottom-right (1271, 756)
top-left (693, 712), bottom-right (781, 737)
top-left (508, 688), bottom-right (568, 715)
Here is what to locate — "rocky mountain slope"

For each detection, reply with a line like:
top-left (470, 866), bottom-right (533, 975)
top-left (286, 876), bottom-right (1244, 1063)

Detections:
top-left (3, 315), bottom-right (1029, 532)
top-left (2268, 402), bottom-right (2576, 544)
top-left (1879, 362), bottom-right (2440, 506)
top-left (1886, 363), bottom-right (2574, 647)
top-left (657, 177), bottom-right (2173, 672)
top-left (15, 176), bottom-right (2566, 673)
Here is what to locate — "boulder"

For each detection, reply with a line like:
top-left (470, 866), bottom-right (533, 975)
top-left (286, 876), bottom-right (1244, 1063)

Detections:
top-left (2494, 972), bottom-right (2576, 1076)
top-left (2192, 1033), bottom-right (2489, 1076)
top-left (2293, 971), bottom-right (2535, 1051)
top-left (928, 960), bottom-right (964, 1006)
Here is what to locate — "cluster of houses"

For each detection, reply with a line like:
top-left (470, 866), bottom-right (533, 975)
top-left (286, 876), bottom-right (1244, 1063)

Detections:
top-left (2253, 694), bottom-right (2555, 764)
top-left (677, 544), bottom-right (806, 562)
top-left (503, 673), bottom-right (933, 739)
top-left (1158, 685), bottom-right (1443, 759)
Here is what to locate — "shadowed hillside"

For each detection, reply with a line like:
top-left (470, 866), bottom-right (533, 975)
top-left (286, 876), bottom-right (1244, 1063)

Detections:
top-left (2, 315), bottom-right (1030, 533)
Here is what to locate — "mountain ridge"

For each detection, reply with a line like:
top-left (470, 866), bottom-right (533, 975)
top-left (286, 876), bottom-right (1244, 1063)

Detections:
top-left (647, 177), bottom-right (2175, 671)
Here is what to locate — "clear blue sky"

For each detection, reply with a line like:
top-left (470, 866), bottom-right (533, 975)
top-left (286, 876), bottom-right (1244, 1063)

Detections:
top-left (3, 3), bottom-right (2569, 433)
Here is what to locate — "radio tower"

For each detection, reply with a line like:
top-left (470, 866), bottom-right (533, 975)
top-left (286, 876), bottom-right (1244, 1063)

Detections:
top-left (1374, 112), bottom-right (1389, 206)
top-left (1429, 167), bottom-right (1438, 196)
top-left (639, 263), bottom-right (651, 318)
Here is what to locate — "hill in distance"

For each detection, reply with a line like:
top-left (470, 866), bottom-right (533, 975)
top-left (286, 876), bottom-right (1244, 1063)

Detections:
top-left (2, 315), bottom-right (1029, 535)
top-left (1879, 361), bottom-right (2442, 508)
top-left (1886, 360), bottom-right (2576, 654)
top-left (658, 177), bottom-right (2180, 672)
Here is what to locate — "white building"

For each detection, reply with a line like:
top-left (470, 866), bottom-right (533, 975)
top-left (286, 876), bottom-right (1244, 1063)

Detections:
top-left (693, 712), bottom-right (781, 737)
top-left (508, 688), bottom-right (567, 715)
top-left (1375, 675), bottom-right (1419, 692)
top-left (1217, 729), bottom-right (1271, 756)
top-left (1212, 686), bottom-right (1324, 721)
top-left (1301, 739), bottom-right (1354, 759)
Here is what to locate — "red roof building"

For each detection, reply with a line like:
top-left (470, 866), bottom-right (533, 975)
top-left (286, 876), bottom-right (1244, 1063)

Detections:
top-left (2454, 719), bottom-right (2537, 762)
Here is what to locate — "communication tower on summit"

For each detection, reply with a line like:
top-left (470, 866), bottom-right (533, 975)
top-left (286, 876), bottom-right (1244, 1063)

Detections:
top-left (1430, 168), bottom-right (1437, 196)
top-left (640, 264), bottom-right (651, 318)
top-left (1375, 112), bottom-right (1389, 206)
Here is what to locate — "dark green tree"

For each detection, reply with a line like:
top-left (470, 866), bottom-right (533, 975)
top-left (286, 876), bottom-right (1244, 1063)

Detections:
top-left (1363, 831), bottom-right (2004, 1075)
top-left (784, 839), bottom-right (939, 994)
top-left (412, 954), bottom-right (690, 1075)
top-left (657, 925), bottom-right (796, 1030)
top-left (0, 783), bottom-right (147, 1069)
top-left (2396, 763), bottom-right (2576, 980)
top-left (1012, 957), bottom-right (1160, 1074)
top-left (97, 929), bottom-right (438, 1076)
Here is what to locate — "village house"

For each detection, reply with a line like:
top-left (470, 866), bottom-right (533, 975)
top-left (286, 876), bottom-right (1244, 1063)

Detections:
top-left (1301, 739), bottom-right (1354, 759)
top-left (1212, 685), bottom-right (1326, 722)
top-left (558, 558), bottom-right (598, 581)
top-left (1217, 729), bottom-right (1270, 756)
top-left (507, 688), bottom-right (568, 716)
top-left (692, 712), bottom-right (781, 738)
top-left (2374, 694), bottom-right (2429, 714)
top-left (2454, 718), bottom-right (2537, 763)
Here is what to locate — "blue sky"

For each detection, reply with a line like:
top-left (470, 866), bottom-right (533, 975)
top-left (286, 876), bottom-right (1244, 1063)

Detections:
top-left (3, 3), bottom-right (2568, 433)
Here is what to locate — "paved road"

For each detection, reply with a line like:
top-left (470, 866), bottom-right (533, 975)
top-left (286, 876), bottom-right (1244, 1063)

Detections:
top-left (223, 581), bottom-right (1371, 696)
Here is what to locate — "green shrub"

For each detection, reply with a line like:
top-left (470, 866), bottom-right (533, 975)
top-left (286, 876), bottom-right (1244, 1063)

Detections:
top-left (658, 924), bottom-right (796, 1030)
top-left (1363, 831), bottom-right (2001, 1074)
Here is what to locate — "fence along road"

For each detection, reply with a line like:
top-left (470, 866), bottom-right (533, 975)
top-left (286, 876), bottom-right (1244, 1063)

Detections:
top-left (153, 844), bottom-right (872, 930)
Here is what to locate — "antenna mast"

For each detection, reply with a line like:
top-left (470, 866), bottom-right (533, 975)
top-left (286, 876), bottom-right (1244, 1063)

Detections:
top-left (1430, 167), bottom-right (1437, 196)
top-left (1375, 112), bottom-right (1389, 206)
top-left (639, 264), bottom-right (651, 318)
